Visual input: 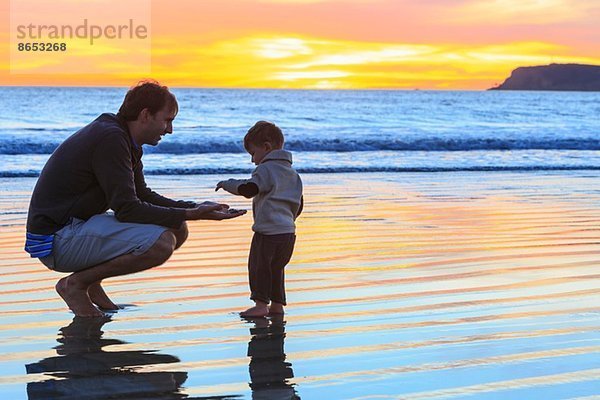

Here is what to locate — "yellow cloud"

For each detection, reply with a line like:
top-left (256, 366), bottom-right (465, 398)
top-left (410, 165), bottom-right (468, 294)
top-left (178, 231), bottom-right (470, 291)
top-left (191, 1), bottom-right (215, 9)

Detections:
top-left (253, 37), bottom-right (313, 59)
top-left (459, 42), bottom-right (598, 67)
top-left (273, 70), bottom-right (350, 80)
top-left (288, 45), bottom-right (438, 69)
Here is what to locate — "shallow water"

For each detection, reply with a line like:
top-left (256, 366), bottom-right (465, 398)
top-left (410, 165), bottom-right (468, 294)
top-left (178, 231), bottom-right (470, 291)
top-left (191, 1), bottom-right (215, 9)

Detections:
top-left (0, 171), bottom-right (599, 399)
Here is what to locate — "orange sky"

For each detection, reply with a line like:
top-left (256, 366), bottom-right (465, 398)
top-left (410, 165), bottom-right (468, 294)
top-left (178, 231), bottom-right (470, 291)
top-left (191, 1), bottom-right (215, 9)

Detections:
top-left (1, 0), bottom-right (599, 89)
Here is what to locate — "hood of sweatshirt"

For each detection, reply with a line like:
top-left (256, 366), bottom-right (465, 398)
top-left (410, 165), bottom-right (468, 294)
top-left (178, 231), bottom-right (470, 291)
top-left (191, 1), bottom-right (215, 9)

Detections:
top-left (261, 149), bottom-right (293, 165)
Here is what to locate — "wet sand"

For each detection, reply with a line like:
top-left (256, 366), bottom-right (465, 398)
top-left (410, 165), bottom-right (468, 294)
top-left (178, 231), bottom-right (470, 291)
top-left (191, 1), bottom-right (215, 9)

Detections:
top-left (0, 171), bottom-right (599, 399)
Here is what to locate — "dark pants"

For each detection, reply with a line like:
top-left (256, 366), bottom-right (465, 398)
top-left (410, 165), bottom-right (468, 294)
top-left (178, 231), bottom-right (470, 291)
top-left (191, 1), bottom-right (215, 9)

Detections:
top-left (248, 232), bottom-right (296, 305)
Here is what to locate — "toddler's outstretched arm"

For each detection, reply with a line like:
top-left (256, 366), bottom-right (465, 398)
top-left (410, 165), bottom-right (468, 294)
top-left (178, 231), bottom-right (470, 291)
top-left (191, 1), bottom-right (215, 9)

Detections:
top-left (216, 179), bottom-right (258, 198)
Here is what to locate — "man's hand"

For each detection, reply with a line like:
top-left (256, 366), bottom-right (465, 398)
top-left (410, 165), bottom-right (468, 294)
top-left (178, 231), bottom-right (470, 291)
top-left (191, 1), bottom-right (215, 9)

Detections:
top-left (185, 202), bottom-right (246, 220)
top-left (198, 200), bottom-right (224, 207)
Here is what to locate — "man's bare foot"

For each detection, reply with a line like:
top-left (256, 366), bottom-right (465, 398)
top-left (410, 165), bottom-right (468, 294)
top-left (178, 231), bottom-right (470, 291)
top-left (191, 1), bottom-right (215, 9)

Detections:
top-left (269, 302), bottom-right (285, 315)
top-left (56, 277), bottom-right (104, 317)
top-left (88, 282), bottom-right (119, 311)
top-left (240, 303), bottom-right (269, 318)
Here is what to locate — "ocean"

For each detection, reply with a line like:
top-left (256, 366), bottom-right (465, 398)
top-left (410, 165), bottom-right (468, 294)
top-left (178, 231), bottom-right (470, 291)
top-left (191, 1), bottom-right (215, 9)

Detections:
top-left (0, 87), bottom-right (599, 176)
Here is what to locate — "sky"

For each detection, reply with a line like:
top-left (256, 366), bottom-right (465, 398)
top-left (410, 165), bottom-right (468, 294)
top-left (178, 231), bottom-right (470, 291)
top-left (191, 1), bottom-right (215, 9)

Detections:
top-left (1, 0), bottom-right (599, 89)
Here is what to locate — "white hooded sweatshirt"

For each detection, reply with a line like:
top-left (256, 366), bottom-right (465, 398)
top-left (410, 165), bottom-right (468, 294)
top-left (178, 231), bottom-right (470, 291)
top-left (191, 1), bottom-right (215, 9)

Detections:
top-left (219, 149), bottom-right (303, 235)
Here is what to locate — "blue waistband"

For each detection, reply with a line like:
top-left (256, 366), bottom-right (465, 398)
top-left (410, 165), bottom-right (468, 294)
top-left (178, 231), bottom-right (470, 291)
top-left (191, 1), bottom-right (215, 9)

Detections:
top-left (24, 232), bottom-right (54, 258)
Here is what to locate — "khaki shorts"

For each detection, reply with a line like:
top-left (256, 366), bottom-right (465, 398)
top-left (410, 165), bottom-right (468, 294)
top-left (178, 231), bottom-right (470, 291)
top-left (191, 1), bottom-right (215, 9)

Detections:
top-left (39, 213), bottom-right (168, 273)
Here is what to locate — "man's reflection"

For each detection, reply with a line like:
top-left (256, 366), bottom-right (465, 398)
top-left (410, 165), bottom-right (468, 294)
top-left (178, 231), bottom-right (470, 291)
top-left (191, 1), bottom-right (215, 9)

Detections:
top-left (25, 316), bottom-right (237, 400)
top-left (245, 315), bottom-right (300, 400)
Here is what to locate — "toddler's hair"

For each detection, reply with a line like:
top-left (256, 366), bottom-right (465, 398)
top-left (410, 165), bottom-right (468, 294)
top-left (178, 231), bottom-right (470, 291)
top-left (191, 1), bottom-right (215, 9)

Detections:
top-left (244, 121), bottom-right (284, 150)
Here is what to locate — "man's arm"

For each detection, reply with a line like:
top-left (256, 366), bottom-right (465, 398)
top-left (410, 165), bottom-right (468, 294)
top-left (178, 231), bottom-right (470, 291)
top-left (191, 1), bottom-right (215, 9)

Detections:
top-left (134, 160), bottom-right (197, 208)
top-left (185, 203), bottom-right (246, 220)
top-left (93, 132), bottom-right (243, 227)
top-left (134, 161), bottom-right (244, 220)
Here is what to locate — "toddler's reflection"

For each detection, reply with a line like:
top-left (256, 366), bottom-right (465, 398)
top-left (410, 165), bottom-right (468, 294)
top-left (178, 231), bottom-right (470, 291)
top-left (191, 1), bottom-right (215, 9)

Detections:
top-left (245, 315), bottom-right (300, 400)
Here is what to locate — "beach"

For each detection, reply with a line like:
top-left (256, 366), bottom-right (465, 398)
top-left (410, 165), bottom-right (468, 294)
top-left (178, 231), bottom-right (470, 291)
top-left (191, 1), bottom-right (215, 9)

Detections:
top-left (0, 171), bottom-right (598, 399)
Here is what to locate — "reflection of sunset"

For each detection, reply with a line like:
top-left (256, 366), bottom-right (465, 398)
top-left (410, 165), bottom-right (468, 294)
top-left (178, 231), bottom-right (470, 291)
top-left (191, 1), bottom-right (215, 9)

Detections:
top-left (1, 0), bottom-right (598, 88)
top-left (1, 172), bottom-right (599, 396)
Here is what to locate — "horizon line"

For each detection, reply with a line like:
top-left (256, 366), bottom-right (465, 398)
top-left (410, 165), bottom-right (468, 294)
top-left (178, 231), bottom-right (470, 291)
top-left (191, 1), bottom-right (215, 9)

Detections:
top-left (0, 83), bottom-right (493, 91)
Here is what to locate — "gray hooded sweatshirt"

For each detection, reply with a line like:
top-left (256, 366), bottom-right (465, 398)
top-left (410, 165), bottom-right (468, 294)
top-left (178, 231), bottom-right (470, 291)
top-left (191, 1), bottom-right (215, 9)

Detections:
top-left (219, 149), bottom-right (303, 235)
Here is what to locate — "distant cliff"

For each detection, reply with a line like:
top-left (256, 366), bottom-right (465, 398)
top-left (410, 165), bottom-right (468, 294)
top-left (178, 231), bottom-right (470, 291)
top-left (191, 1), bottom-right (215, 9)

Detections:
top-left (490, 64), bottom-right (600, 91)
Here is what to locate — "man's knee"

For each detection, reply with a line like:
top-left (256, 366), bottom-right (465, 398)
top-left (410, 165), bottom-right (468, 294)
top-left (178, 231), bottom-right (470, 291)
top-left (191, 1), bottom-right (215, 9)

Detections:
top-left (171, 221), bottom-right (188, 249)
top-left (147, 231), bottom-right (177, 265)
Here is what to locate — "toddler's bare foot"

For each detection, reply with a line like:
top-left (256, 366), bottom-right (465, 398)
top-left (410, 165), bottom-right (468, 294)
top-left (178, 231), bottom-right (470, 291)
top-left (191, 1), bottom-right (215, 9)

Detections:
top-left (56, 277), bottom-right (104, 317)
top-left (240, 303), bottom-right (269, 318)
top-left (269, 302), bottom-right (285, 315)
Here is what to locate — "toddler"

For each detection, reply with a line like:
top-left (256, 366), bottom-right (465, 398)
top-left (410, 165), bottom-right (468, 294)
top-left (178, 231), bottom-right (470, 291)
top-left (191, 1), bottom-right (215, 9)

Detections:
top-left (216, 121), bottom-right (303, 318)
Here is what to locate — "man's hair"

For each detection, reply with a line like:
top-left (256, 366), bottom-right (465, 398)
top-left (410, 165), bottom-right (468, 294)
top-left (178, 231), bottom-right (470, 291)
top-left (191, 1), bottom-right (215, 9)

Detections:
top-left (244, 121), bottom-right (284, 150)
top-left (117, 80), bottom-right (178, 121)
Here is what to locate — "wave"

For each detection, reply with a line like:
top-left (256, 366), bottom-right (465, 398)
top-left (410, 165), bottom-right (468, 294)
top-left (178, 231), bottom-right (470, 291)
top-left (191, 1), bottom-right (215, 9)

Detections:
top-left (1, 137), bottom-right (599, 154)
top-left (3, 165), bottom-right (600, 177)
top-left (0, 142), bottom-right (60, 154)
